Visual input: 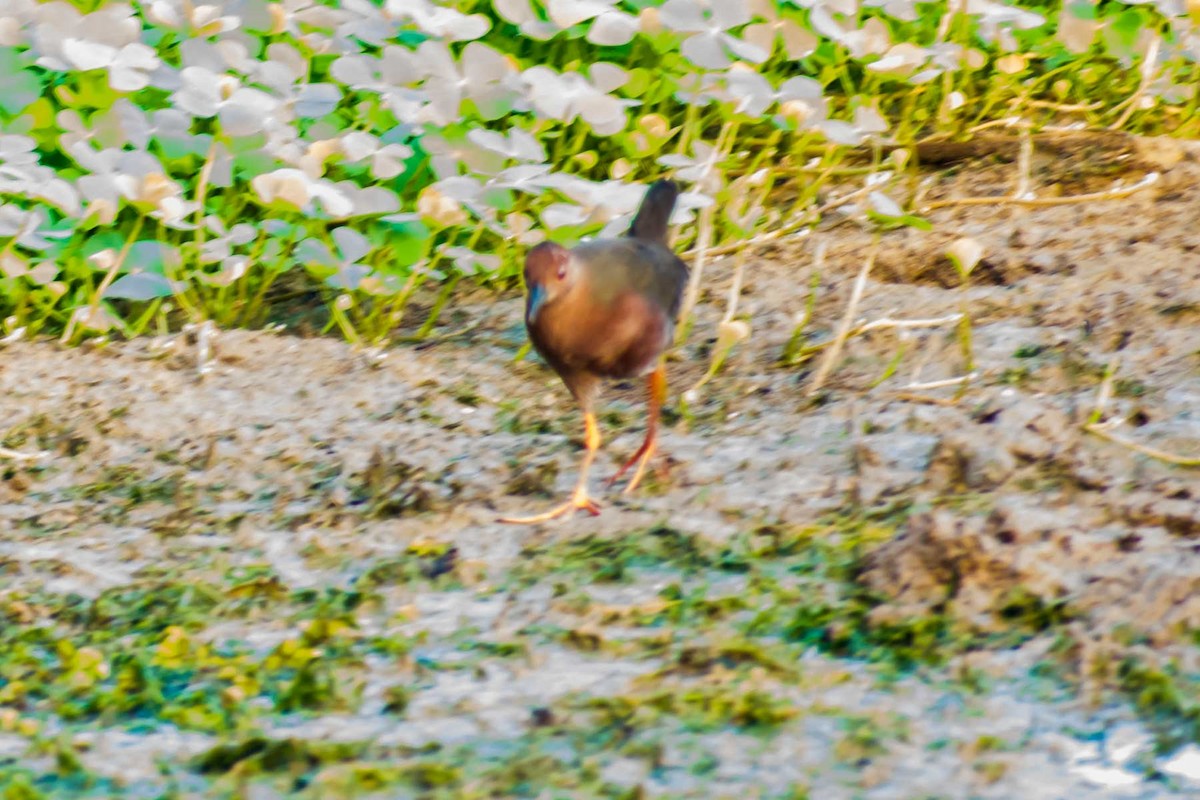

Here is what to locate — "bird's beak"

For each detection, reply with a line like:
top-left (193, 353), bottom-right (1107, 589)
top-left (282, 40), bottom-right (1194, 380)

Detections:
top-left (526, 283), bottom-right (547, 323)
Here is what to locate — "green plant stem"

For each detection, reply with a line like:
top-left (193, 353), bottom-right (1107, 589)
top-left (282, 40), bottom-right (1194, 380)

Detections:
top-left (414, 274), bottom-right (461, 339)
top-left (868, 341), bottom-right (909, 389)
top-left (330, 298), bottom-right (362, 346)
top-left (64, 213), bottom-right (146, 345)
top-left (127, 298), bottom-right (164, 337)
top-left (783, 265), bottom-right (823, 365)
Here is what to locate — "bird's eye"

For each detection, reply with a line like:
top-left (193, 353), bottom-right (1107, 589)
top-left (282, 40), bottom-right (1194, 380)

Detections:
top-left (556, 265), bottom-right (567, 280)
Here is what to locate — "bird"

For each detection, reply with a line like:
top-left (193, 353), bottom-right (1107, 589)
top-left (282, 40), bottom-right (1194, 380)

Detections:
top-left (500, 179), bottom-right (688, 524)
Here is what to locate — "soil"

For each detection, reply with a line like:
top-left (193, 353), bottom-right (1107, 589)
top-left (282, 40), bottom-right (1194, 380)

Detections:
top-left (2, 137), bottom-right (1199, 797)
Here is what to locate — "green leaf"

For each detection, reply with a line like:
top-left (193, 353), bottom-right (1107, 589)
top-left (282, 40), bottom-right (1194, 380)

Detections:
top-left (157, 131), bottom-right (212, 162)
top-left (1104, 8), bottom-right (1144, 59)
top-left (73, 71), bottom-right (119, 110)
top-left (0, 48), bottom-right (43, 116)
top-left (378, 219), bottom-right (431, 269)
top-left (233, 144), bottom-right (277, 181)
top-left (395, 30), bottom-right (431, 48)
top-left (125, 241), bottom-right (180, 276)
top-left (1068, 1), bottom-right (1098, 21)
top-left (104, 272), bottom-right (177, 300)
top-left (893, 213), bottom-right (933, 231)
top-left (866, 211), bottom-right (932, 231)
top-left (22, 96), bottom-right (56, 131)
top-left (624, 68), bottom-right (654, 98)
top-left (80, 232), bottom-right (126, 262)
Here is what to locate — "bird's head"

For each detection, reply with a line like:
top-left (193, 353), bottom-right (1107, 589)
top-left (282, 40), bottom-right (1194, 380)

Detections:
top-left (523, 241), bottom-right (576, 324)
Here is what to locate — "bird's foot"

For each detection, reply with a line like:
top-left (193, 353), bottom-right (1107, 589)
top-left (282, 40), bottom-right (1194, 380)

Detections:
top-left (497, 486), bottom-right (601, 524)
top-left (606, 439), bottom-right (657, 495)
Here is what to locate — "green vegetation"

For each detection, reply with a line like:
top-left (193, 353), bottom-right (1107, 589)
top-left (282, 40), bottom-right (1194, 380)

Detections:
top-left (0, 0), bottom-right (1192, 346)
top-left (1, 477), bottom-right (1196, 796)
top-left (2, 0), bottom-right (1199, 795)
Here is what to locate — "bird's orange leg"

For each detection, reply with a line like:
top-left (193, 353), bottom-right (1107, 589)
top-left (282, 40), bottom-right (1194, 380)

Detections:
top-left (606, 362), bottom-right (666, 495)
top-left (498, 412), bottom-right (602, 524)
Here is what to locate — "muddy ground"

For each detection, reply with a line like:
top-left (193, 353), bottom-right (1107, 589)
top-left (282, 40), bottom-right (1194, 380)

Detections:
top-left (1, 139), bottom-right (1199, 798)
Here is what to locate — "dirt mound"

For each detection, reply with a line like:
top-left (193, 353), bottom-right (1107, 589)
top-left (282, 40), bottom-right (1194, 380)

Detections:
top-left (863, 497), bottom-right (1200, 644)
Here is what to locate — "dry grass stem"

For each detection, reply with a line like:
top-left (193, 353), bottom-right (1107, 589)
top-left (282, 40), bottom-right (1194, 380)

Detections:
top-left (1089, 357), bottom-right (1121, 424)
top-left (796, 313), bottom-right (962, 358)
top-left (1079, 354), bottom-right (1197, 466)
top-left (684, 182), bottom-right (877, 261)
top-left (902, 372), bottom-right (977, 391)
top-left (889, 392), bottom-right (959, 406)
top-left (1084, 423), bottom-right (1200, 467)
top-left (807, 238), bottom-right (879, 396)
top-left (0, 446), bottom-right (49, 462)
top-left (1110, 36), bottom-right (1162, 130)
top-left (1026, 100), bottom-right (1105, 112)
top-left (684, 240), bottom-right (757, 399)
top-left (675, 120), bottom-right (736, 344)
top-left (676, 203), bottom-right (715, 346)
top-left (853, 313), bottom-right (964, 336)
top-left (1013, 123), bottom-right (1034, 199)
top-left (923, 172), bottom-right (1160, 211)
top-left (722, 229), bottom-right (755, 323)
top-left (184, 319), bottom-right (218, 378)
top-left (61, 214), bottom-right (147, 344)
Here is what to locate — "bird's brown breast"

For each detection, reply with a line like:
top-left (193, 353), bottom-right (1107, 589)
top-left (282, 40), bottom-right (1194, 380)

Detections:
top-left (529, 284), bottom-right (669, 382)
top-left (525, 233), bottom-right (686, 403)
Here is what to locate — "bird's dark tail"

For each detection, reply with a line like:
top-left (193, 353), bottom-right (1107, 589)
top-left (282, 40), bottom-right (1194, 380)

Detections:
top-left (626, 179), bottom-right (679, 245)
